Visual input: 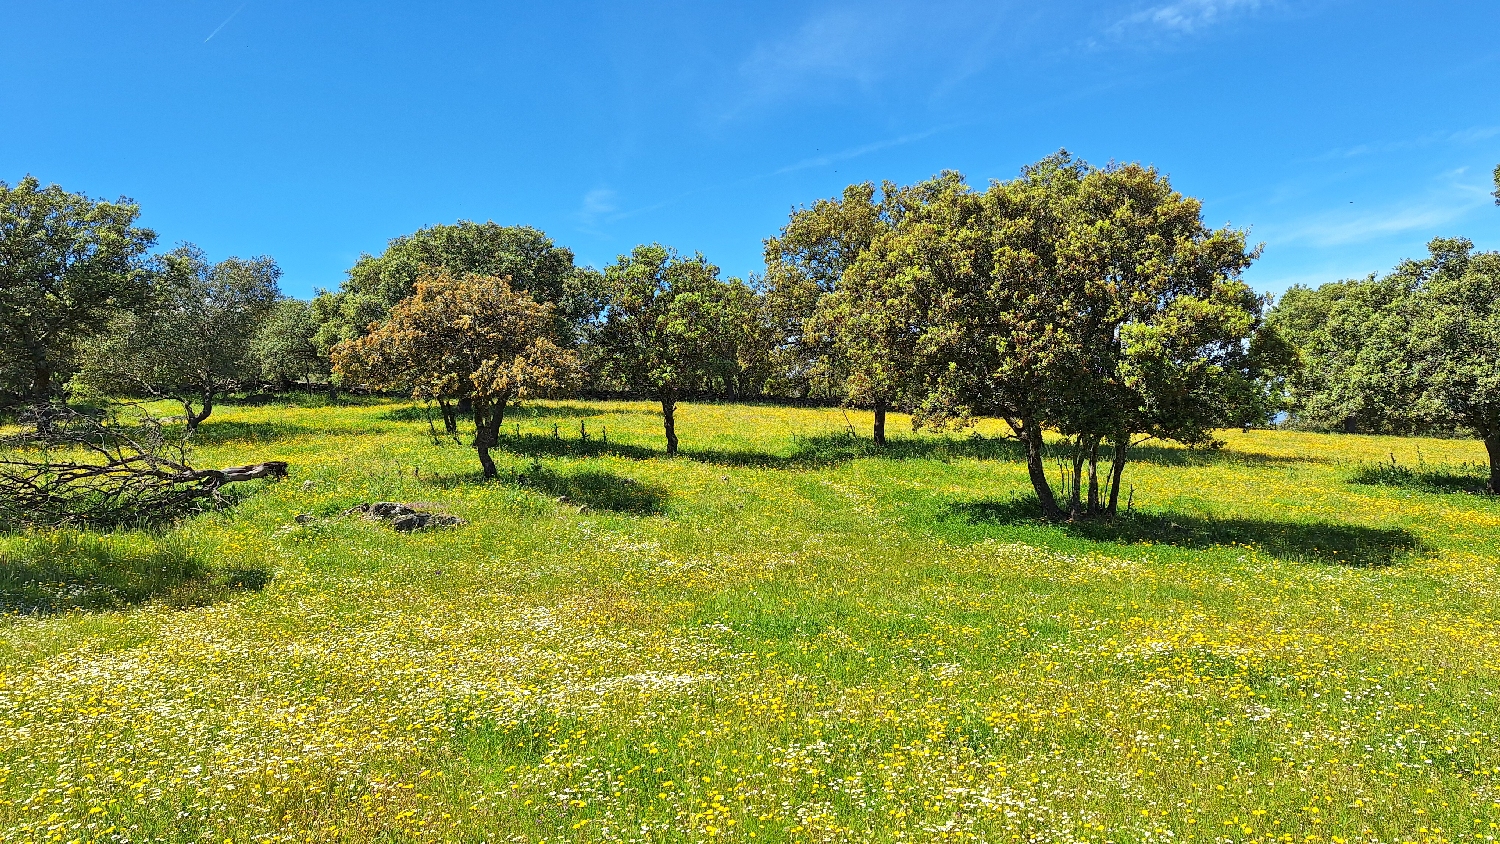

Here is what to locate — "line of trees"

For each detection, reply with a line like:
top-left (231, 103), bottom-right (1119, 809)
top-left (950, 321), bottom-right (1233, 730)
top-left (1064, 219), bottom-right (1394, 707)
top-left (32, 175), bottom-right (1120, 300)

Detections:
top-left (323, 153), bottom-right (1288, 516)
top-left (11, 155), bottom-right (1491, 510)
top-left (1266, 168), bottom-right (1500, 493)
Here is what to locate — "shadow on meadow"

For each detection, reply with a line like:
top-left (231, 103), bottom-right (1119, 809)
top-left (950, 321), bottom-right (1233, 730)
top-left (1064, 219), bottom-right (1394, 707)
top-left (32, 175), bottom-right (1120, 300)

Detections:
top-left (383, 402), bottom-right (655, 426)
top-left (0, 531), bottom-right (269, 615)
top-left (423, 460), bottom-right (666, 515)
top-left (688, 433), bottom-right (1316, 471)
top-left (1347, 460), bottom-right (1494, 496)
top-left (944, 495), bottom-right (1423, 568)
top-left (186, 419), bottom-right (321, 445)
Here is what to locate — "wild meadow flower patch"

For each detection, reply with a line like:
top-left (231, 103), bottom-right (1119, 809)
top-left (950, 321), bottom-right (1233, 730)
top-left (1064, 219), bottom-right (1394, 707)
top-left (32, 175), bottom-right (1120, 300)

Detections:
top-left (1, 399), bottom-right (1497, 843)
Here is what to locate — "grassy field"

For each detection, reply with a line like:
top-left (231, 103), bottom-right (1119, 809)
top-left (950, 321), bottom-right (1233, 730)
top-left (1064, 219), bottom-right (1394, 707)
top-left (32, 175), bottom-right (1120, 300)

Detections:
top-left (2, 397), bottom-right (1499, 844)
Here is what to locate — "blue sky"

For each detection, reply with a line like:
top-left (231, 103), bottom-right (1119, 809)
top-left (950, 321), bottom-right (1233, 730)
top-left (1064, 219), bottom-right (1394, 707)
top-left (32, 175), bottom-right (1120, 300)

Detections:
top-left (3, 1), bottom-right (1498, 299)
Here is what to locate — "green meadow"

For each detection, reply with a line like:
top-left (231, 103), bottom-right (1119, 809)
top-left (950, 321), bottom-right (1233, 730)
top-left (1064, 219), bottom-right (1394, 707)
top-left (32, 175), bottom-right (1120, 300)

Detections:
top-left (2, 398), bottom-right (1498, 844)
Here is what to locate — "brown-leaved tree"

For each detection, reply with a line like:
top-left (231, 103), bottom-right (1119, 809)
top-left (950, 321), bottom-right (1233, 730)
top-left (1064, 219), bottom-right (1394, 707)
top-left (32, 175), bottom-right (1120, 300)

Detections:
top-left (332, 269), bottom-right (579, 478)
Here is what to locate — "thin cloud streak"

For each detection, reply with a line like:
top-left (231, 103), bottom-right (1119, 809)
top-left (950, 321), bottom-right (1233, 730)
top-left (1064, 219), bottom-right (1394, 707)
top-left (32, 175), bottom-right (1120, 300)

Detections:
top-left (601, 126), bottom-right (952, 226)
top-left (1270, 173), bottom-right (1492, 248)
top-left (204, 3), bottom-right (247, 42)
top-left (1107, 0), bottom-right (1263, 37)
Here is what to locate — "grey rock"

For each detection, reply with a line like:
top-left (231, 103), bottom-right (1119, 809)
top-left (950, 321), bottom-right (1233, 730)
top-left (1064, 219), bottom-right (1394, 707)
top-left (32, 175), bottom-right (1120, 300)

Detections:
top-left (346, 501), bottom-right (466, 532)
top-left (294, 513), bottom-right (315, 524)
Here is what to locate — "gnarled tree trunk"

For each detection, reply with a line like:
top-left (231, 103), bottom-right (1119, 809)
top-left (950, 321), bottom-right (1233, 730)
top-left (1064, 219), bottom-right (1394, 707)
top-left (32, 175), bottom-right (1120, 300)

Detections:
top-left (472, 395), bottom-right (508, 479)
top-left (661, 392), bottom-right (679, 456)
top-left (183, 392), bottom-right (214, 432)
top-left (1018, 416), bottom-right (1065, 522)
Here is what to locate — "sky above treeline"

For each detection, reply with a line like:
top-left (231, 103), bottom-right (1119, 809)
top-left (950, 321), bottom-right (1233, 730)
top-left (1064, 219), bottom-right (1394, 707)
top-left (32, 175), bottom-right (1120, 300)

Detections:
top-left (3, 1), bottom-right (1498, 299)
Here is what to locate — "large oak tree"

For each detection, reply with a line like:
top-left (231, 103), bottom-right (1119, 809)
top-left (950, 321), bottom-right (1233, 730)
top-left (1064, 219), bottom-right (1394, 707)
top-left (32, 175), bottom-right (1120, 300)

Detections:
top-left (857, 153), bottom-right (1277, 520)
top-left (594, 245), bottom-right (753, 456)
top-left (0, 176), bottom-right (156, 406)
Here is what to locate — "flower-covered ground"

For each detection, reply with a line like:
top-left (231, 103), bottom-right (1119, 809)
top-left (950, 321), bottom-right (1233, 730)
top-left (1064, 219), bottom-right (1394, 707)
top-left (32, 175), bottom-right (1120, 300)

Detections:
top-left (2, 398), bottom-right (1497, 843)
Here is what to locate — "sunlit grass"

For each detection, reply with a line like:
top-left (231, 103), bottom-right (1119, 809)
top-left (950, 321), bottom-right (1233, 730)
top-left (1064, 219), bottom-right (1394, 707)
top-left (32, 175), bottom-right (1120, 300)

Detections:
top-left (0, 397), bottom-right (1497, 843)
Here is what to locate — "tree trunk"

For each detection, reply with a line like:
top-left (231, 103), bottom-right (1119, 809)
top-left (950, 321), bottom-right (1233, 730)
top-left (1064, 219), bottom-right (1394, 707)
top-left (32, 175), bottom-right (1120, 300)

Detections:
top-left (1105, 437), bottom-right (1128, 517)
top-left (1086, 437), bottom-right (1101, 516)
top-left (1486, 433), bottom-right (1500, 495)
top-left (31, 364), bottom-right (52, 405)
top-left (1068, 446), bottom-right (1085, 519)
top-left (185, 392), bottom-right (214, 432)
top-left (661, 394), bottom-right (679, 456)
top-left (473, 396), bottom-right (508, 479)
top-left (1020, 417), bottom-right (1065, 521)
top-left (438, 400), bottom-right (458, 434)
top-left (873, 399), bottom-right (888, 446)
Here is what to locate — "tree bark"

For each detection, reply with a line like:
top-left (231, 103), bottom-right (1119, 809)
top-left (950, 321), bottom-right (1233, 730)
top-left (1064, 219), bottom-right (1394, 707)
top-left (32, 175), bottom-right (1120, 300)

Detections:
top-left (661, 393), bottom-right (679, 456)
top-left (1086, 437), bottom-right (1101, 516)
top-left (1105, 437), bottom-right (1128, 517)
top-left (473, 396), bottom-right (508, 479)
top-left (184, 392), bottom-right (214, 432)
top-left (1486, 433), bottom-right (1500, 495)
top-left (31, 363), bottom-right (52, 405)
top-left (873, 399), bottom-right (888, 446)
top-left (438, 400), bottom-right (458, 434)
top-left (1019, 417), bottom-right (1065, 521)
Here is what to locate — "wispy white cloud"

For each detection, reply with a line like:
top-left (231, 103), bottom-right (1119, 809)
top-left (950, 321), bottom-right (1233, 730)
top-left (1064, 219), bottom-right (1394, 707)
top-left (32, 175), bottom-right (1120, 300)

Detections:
top-left (771, 127), bottom-right (951, 176)
top-left (1314, 125), bottom-right (1500, 161)
top-left (1108, 0), bottom-right (1263, 37)
top-left (727, 1), bottom-right (1014, 117)
top-left (1271, 170), bottom-right (1492, 247)
top-left (576, 188), bottom-right (618, 227)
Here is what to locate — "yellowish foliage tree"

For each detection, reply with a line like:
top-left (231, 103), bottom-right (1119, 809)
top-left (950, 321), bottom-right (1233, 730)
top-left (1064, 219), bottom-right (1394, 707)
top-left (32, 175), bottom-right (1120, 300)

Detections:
top-left (332, 269), bottom-right (579, 477)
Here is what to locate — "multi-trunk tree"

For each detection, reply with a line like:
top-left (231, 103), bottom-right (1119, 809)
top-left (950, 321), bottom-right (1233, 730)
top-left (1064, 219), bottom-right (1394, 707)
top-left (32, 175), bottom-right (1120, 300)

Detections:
top-left (76, 245), bottom-right (280, 430)
top-left (331, 269), bottom-right (579, 478)
top-left (850, 153), bottom-right (1280, 520)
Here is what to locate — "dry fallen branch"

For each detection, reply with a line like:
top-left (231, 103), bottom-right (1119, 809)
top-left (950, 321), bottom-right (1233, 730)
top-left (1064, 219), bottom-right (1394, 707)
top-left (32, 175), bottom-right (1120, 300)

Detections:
top-left (0, 406), bottom-right (287, 530)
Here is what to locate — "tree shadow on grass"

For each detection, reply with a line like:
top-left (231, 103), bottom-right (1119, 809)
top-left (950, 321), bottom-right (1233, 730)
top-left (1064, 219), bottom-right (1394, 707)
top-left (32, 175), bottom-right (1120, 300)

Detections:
top-left (422, 461), bottom-right (666, 515)
top-left (688, 433), bottom-right (1315, 471)
top-left (944, 495), bottom-right (1423, 568)
top-left (382, 402), bottom-right (654, 425)
top-left (0, 531), bottom-right (270, 615)
top-left (493, 433), bottom-right (659, 461)
top-left (1347, 462), bottom-right (1494, 496)
top-left (187, 419), bottom-right (320, 445)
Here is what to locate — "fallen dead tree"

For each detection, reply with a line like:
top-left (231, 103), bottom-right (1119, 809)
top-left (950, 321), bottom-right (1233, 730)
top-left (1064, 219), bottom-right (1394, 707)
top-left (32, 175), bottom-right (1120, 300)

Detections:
top-left (0, 405), bottom-right (287, 530)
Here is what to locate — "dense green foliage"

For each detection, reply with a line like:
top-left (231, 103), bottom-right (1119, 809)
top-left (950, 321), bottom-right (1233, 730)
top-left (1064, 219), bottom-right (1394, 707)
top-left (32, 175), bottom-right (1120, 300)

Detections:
top-left (312, 222), bottom-right (596, 352)
top-left (252, 298), bottom-right (328, 389)
top-left (0, 176), bottom-right (157, 405)
top-left (593, 244), bottom-right (769, 454)
top-left (75, 245), bottom-right (280, 429)
top-left (830, 155), bottom-right (1282, 519)
top-left (1271, 237), bottom-right (1500, 491)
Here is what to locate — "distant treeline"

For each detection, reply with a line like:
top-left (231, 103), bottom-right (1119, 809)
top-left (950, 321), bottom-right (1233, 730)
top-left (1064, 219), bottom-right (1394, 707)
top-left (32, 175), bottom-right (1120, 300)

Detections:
top-left (3, 156), bottom-right (1498, 505)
